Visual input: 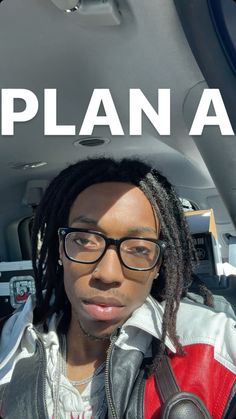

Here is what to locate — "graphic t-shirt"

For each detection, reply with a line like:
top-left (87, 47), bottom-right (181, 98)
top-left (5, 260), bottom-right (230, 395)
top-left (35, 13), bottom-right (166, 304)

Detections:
top-left (46, 366), bottom-right (107, 419)
top-left (43, 326), bottom-right (108, 419)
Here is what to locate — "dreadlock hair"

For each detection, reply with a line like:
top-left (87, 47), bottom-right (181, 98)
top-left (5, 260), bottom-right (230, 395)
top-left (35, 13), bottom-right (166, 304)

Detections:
top-left (31, 157), bottom-right (205, 372)
top-left (185, 273), bottom-right (214, 308)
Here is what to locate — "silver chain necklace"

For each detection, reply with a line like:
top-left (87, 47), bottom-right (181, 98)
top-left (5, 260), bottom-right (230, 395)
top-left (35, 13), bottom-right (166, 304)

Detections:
top-left (61, 334), bottom-right (106, 386)
top-left (52, 334), bottom-right (107, 419)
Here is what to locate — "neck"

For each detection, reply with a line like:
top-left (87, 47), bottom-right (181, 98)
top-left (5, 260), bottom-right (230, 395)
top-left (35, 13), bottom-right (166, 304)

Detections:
top-left (66, 312), bottom-right (110, 367)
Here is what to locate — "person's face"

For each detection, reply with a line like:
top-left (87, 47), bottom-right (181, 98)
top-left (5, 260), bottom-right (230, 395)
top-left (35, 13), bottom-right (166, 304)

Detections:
top-left (59, 182), bottom-right (161, 339)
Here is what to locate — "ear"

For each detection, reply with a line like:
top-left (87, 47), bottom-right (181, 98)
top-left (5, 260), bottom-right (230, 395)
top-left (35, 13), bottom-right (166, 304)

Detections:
top-left (59, 240), bottom-right (64, 260)
top-left (153, 258), bottom-right (163, 279)
top-left (148, 264), bottom-right (160, 283)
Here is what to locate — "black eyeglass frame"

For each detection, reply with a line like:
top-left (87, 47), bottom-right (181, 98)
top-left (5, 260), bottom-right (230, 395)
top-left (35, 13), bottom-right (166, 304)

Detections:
top-left (58, 227), bottom-right (166, 271)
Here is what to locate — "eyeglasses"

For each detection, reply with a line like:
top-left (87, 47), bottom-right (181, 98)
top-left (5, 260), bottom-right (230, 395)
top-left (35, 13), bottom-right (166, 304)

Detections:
top-left (58, 228), bottom-right (166, 271)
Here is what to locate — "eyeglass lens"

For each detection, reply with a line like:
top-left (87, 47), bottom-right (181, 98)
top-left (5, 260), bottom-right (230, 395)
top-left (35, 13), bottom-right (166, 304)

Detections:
top-left (64, 231), bottom-right (160, 269)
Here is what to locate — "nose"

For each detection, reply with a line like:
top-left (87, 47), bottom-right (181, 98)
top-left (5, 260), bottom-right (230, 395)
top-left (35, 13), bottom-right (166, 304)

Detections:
top-left (92, 245), bottom-right (124, 286)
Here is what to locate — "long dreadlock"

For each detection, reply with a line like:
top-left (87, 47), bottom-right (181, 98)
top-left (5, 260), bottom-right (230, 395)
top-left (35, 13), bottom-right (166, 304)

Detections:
top-left (31, 157), bottom-right (210, 372)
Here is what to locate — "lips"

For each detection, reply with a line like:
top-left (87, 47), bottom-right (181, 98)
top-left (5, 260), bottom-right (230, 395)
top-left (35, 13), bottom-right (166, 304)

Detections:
top-left (81, 296), bottom-right (125, 321)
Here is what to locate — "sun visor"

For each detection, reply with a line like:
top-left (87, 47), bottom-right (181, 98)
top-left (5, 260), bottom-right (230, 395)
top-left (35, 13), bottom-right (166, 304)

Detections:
top-left (185, 209), bottom-right (223, 277)
top-left (185, 209), bottom-right (217, 240)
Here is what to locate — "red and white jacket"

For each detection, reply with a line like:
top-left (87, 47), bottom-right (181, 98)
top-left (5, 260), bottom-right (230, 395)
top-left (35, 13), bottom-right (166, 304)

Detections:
top-left (0, 294), bottom-right (236, 418)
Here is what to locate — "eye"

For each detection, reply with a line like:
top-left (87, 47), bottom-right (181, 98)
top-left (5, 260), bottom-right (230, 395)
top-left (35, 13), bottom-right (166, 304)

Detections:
top-left (127, 246), bottom-right (151, 255)
top-left (73, 237), bottom-right (98, 248)
top-left (74, 237), bottom-right (90, 246)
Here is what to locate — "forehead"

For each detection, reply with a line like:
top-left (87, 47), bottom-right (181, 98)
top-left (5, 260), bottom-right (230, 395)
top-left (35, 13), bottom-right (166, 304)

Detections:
top-left (68, 182), bottom-right (159, 233)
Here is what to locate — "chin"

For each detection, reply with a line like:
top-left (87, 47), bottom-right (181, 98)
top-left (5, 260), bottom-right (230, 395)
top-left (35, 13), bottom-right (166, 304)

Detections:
top-left (79, 316), bottom-right (124, 340)
top-left (80, 321), bottom-right (117, 340)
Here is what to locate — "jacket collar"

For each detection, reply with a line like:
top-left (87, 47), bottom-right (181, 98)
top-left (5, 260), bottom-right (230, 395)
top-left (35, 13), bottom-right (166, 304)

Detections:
top-left (116, 295), bottom-right (176, 354)
top-left (0, 292), bottom-right (176, 374)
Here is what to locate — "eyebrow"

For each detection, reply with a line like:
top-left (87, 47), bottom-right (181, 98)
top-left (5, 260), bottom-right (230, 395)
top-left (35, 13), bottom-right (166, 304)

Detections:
top-left (71, 216), bottom-right (98, 225)
top-left (71, 216), bottom-right (157, 235)
top-left (127, 226), bottom-right (157, 235)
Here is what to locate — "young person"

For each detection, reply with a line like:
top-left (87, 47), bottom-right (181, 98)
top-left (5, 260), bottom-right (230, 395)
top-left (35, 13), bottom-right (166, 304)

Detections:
top-left (0, 157), bottom-right (236, 419)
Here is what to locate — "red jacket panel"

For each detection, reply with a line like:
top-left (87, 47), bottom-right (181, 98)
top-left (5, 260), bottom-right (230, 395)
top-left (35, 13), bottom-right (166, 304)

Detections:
top-left (144, 343), bottom-right (236, 419)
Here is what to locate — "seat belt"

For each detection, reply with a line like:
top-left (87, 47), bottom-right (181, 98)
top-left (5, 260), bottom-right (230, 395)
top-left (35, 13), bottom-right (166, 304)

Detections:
top-left (154, 353), bottom-right (212, 418)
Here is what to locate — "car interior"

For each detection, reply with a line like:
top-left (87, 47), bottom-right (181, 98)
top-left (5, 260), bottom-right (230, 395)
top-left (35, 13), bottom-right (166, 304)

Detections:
top-left (0, 0), bottom-right (236, 317)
